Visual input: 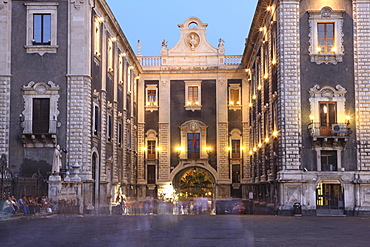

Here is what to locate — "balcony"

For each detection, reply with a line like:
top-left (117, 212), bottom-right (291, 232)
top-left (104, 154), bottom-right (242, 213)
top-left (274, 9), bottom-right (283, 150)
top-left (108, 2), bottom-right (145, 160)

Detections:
top-left (308, 122), bottom-right (350, 142)
top-left (21, 120), bottom-right (58, 148)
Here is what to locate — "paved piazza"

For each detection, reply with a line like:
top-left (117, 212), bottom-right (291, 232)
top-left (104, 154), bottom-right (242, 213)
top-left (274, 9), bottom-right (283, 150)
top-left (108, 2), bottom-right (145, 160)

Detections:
top-left (1, 215), bottom-right (369, 246)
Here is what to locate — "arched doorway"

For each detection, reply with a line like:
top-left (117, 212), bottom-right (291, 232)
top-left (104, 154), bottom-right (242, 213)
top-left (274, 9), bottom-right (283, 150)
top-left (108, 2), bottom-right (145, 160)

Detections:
top-left (173, 167), bottom-right (215, 214)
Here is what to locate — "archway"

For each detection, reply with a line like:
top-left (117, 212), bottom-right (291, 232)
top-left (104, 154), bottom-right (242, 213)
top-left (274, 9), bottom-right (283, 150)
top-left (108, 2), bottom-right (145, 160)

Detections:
top-left (173, 167), bottom-right (215, 214)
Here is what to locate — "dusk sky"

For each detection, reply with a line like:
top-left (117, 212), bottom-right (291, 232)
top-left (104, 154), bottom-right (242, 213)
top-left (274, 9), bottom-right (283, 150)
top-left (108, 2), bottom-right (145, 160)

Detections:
top-left (105, 0), bottom-right (258, 56)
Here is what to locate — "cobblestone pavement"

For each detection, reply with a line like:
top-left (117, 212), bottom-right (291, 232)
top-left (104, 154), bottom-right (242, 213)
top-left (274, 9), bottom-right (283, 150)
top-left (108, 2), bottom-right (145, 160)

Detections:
top-left (0, 215), bottom-right (369, 247)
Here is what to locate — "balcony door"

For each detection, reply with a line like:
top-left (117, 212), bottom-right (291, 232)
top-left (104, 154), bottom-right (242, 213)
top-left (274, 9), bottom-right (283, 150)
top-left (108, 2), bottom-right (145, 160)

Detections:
top-left (319, 102), bottom-right (336, 136)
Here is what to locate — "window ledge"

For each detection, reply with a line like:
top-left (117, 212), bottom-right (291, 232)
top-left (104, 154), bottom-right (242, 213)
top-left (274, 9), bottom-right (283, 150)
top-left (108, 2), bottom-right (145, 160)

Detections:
top-left (145, 106), bottom-right (158, 112)
top-left (310, 53), bottom-right (343, 65)
top-left (185, 105), bottom-right (202, 111)
top-left (228, 105), bottom-right (242, 111)
top-left (24, 45), bottom-right (58, 56)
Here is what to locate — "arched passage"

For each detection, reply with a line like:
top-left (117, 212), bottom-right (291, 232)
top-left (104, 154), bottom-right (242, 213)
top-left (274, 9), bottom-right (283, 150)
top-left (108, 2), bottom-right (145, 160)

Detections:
top-left (173, 167), bottom-right (216, 199)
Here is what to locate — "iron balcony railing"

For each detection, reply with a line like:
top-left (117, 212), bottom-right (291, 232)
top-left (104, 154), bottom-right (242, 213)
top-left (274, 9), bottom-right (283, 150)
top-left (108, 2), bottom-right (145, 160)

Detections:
top-left (308, 122), bottom-right (350, 137)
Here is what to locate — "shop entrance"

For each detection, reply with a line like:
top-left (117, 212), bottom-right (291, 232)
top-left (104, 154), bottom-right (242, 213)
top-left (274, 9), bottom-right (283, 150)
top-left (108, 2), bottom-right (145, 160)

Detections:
top-left (316, 183), bottom-right (344, 215)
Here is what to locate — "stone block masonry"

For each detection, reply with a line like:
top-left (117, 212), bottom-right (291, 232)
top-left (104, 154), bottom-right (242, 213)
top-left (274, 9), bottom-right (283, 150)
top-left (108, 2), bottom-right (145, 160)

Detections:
top-left (276, 0), bottom-right (302, 170)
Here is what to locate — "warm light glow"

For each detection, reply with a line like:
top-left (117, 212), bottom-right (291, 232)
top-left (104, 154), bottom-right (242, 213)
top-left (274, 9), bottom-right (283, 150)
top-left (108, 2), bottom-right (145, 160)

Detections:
top-left (228, 147), bottom-right (231, 151)
top-left (265, 137), bottom-right (270, 143)
top-left (128, 66), bottom-right (134, 70)
top-left (109, 37), bottom-right (117, 42)
top-left (272, 59), bottom-right (276, 65)
top-left (253, 147), bottom-right (257, 152)
top-left (331, 47), bottom-right (336, 52)
top-left (195, 101), bottom-right (199, 105)
top-left (346, 115), bottom-right (350, 120)
top-left (323, 106), bottom-right (328, 114)
top-left (252, 95), bottom-right (257, 100)
top-left (257, 85), bottom-right (262, 90)
top-left (317, 47), bottom-right (321, 53)
top-left (156, 147), bottom-right (162, 152)
top-left (258, 143), bottom-right (262, 148)
top-left (135, 76), bottom-right (140, 80)
top-left (264, 74), bottom-right (268, 79)
top-left (96, 16), bottom-right (104, 23)
top-left (267, 6), bottom-right (271, 11)
top-left (309, 115), bottom-right (314, 121)
top-left (119, 52), bottom-right (127, 57)
top-left (141, 147), bottom-right (147, 151)
top-left (272, 131), bottom-right (278, 137)
top-left (245, 69), bottom-right (250, 73)
top-left (204, 147), bottom-right (212, 152)
top-left (175, 147), bottom-right (183, 152)
top-left (229, 101), bottom-right (234, 105)
top-left (236, 101), bottom-right (240, 105)
top-left (249, 151), bottom-right (253, 155)
top-left (241, 147), bottom-right (245, 150)
top-left (153, 102), bottom-right (157, 106)
top-left (187, 101), bottom-right (192, 106)
top-left (249, 102), bottom-right (253, 107)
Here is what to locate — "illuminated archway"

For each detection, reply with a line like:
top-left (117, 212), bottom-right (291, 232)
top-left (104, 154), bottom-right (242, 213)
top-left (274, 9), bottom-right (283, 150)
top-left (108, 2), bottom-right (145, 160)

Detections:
top-left (173, 167), bottom-right (215, 199)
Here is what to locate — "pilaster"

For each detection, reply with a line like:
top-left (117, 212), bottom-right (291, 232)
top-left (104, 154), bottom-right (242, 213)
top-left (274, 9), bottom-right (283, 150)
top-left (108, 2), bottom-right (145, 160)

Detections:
top-left (0, 1), bottom-right (11, 158)
top-left (218, 122), bottom-right (229, 182)
top-left (277, 0), bottom-right (302, 170)
top-left (158, 123), bottom-right (170, 182)
top-left (353, 0), bottom-right (370, 171)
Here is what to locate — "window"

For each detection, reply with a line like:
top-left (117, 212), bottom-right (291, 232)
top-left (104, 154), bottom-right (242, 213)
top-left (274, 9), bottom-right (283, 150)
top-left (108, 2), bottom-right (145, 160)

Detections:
top-left (309, 85), bottom-right (348, 137)
top-left (25, 2), bottom-right (58, 55)
top-left (147, 165), bottom-right (156, 184)
top-left (229, 83), bottom-right (241, 110)
top-left (118, 123), bottom-right (122, 147)
top-left (93, 105), bottom-right (99, 136)
top-left (178, 120), bottom-right (209, 160)
top-left (107, 115), bottom-right (112, 142)
top-left (184, 81), bottom-right (202, 111)
top-left (94, 16), bottom-right (103, 57)
top-left (33, 98), bottom-right (50, 133)
top-left (317, 23), bottom-right (334, 54)
top-left (108, 38), bottom-right (114, 73)
top-left (308, 6), bottom-right (344, 64)
top-left (147, 140), bottom-right (156, 159)
top-left (231, 140), bottom-right (241, 158)
top-left (319, 102), bottom-right (336, 136)
top-left (187, 133), bottom-right (200, 159)
top-left (232, 164), bottom-right (240, 183)
top-left (21, 81), bottom-right (60, 147)
top-left (321, 150), bottom-right (337, 171)
top-left (188, 86), bottom-right (198, 105)
top-left (33, 14), bottom-right (51, 45)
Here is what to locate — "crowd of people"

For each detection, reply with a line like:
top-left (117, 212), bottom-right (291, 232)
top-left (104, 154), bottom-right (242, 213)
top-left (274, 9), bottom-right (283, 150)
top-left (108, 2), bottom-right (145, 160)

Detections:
top-left (2, 195), bottom-right (52, 215)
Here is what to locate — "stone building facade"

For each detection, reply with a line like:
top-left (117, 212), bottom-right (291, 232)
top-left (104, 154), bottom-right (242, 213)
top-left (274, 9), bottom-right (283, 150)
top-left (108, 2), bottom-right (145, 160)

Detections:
top-left (137, 17), bottom-right (246, 201)
top-left (243, 0), bottom-right (370, 216)
top-left (0, 0), bottom-right (141, 214)
top-left (2, 0), bottom-right (370, 216)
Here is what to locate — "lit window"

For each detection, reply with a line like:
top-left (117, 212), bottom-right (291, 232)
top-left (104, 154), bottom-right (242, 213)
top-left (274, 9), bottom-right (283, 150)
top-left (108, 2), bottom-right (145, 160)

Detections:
top-left (145, 84), bottom-right (158, 110)
top-left (188, 86), bottom-right (198, 105)
top-left (25, 2), bottom-right (58, 55)
top-left (184, 81), bottom-right (202, 111)
top-left (108, 39), bottom-right (114, 72)
top-left (94, 17), bottom-right (102, 57)
top-left (319, 102), bottom-right (337, 136)
top-left (317, 23), bottom-right (334, 54)
top-left (229, 83), bottom-right (241, 109)
top-left (231, 140), bottom-right (241, 158)
top-left (147, 140), bottom-right (156, 159)
top-left (308, 6), bottom-right (344, 64)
